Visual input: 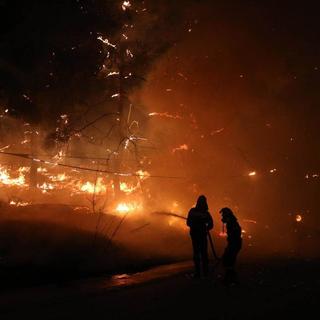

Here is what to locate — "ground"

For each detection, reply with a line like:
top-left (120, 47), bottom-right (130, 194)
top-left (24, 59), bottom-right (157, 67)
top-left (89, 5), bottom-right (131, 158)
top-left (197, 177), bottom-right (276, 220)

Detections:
top-left (0, 257), bottom-right (319, 320)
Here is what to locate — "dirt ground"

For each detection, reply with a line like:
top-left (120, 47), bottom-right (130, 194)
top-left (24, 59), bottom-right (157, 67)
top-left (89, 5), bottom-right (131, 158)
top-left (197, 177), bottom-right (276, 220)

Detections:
top-left (0, 257), bottom-right (319, 320)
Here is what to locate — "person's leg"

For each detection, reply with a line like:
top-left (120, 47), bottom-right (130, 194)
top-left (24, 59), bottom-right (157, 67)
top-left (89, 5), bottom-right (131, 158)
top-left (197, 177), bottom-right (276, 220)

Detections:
top-left (223, 246), bottom-right (240, 284)
top-left (191, 235), bottom-right (201, 277)
top-left (222, 246), bottom-right (233, 284)
top-left (229, 246), bottom-right (241, 283)
top-left (200, 235), bottom-right (209, 276)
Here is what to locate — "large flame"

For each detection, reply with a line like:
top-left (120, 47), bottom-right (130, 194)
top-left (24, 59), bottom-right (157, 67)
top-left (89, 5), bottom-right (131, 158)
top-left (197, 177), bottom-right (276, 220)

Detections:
top-left (0, 165), bottom-right (27, 187)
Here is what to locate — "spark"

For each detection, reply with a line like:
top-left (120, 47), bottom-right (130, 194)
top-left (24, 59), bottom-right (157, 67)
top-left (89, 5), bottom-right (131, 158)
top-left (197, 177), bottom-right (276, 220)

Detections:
top-left (22, 94), bottom-right (32, 101)
top-left (295, 214), bottom-right (302, 222)
top-left (172, 144), bottom-right (189, 153)
top-left (148, 112), bottom-right (182, 119)
top-left (97, 36), bottom-right (117, 48)
top-left (177, 72), bottom-right (188, 80)
top-left (122, 1), bottom-right (131, 11)
top-left (0, 145), bottom-right (10, 151)
top-left (305, 173), bottom-right (319, 179)
top-left (270, 168), bottom-right (277, 173)
top-left (210, 128), bottom-right (225, 135)
top-left (107, 71), bottom-right (120, 77)
top-left (111, 93), bottom-right (120, 98)
top-left (248, 171), bottom-right (256, 176)
top-left (126, 49), bottom-right (133, 58)
top-left (243, 219), bottom-right (257, 224)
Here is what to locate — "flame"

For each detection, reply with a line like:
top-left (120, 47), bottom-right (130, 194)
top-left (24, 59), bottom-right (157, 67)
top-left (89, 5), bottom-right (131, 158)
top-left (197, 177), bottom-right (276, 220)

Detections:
top-left (37, 182), bottom-right (54, 193)
top-left (9, 200), bottom-right (29, 207)
top-left (0, 165), bottom-right (27, 187)
top-left (295, 214), bottom-right (302, 222)
top-left (136, 169), bottom-right (150, 180)
top-left (115, 202), bottom-right (141, 214)
top-left (248, 171), bottom-right (256, 176)
top-left (120, 182), bottom-right (138, 194)
top-left (80, 177), bottom-right (106, 194)
top-left (49, 173), bottom-right (68, 182)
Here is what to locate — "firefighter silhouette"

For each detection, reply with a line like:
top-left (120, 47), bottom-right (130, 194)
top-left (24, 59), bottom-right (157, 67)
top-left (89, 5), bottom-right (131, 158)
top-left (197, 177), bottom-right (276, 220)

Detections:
top-left (220, 207), bottom-right (242, 285)
top-left (187, 195), bottom-right (213, 278)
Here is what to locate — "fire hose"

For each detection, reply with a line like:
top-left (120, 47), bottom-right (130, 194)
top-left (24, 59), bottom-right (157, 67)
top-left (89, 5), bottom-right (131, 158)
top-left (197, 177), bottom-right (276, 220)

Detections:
top-left (155, 212), bottom-right (221, 263)
top-left (207, 230), bottom-right (220, 261)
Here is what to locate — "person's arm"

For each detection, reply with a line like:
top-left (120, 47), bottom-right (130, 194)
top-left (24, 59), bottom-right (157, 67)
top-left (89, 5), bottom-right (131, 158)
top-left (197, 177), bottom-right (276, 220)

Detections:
top-left (186, 209), bottom-right (192, 227)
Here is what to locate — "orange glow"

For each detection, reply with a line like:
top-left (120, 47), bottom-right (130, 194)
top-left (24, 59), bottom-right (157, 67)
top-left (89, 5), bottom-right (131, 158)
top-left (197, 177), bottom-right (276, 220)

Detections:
top-left (79, 177), bottom-right (106, 194)
top-left (120, 182), bottom-right (138, 194)
top-left (219, 231), bottom-right (227, 237)
top-left (0, 165), bottom-right (27, 187)
top-left (295, 214), bottom-right (302, 222)
top-left (172, 144), bottom-right (188, 153)
top-left (9, 200), bottom-right (29, 207)
top-left (248, 171), bottom-right (256, 176)
top-left (115, 202), bottom-right (142, 214)
top-left (136, 169), bottom-right (150, 180)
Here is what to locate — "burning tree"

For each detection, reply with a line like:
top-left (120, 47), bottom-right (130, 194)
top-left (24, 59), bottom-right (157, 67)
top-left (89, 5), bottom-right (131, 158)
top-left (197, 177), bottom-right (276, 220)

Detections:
top-left (0, 0), bottom-right (191, 213)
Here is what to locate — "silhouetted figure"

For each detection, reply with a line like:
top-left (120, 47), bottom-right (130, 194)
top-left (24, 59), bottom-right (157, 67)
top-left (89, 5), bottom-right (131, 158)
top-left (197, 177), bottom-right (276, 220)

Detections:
top-left (187, 195), bottom-right (213, 278)
top-left (220, 207), bottom-right (242, 285)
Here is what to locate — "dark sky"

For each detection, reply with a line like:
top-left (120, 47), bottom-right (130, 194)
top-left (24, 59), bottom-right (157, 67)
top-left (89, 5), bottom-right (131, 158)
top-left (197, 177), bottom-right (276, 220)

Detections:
top-left (0, 0), bottom-right (319, 229)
